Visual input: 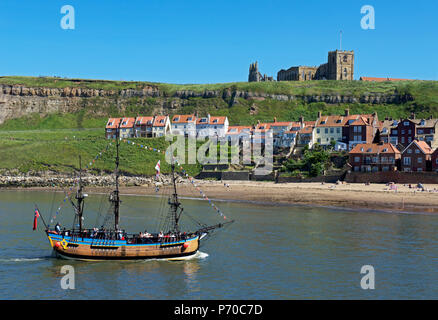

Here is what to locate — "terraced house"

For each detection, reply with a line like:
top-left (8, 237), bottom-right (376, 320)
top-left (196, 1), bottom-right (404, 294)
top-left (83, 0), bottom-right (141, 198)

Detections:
top-left (171, 114), bottom-right (197, 137)
top-left (119, 117), bottom-right (136, 139)
top-left (134, 116), bottom-right (154, 137)
top-left (401, 140), bottom-right (433, 172)
top-left (152, 115), bottom-right (171, 137)
top-left (196, 114), bottom-right (229, 138)
top-left (226, 126), bottom-right (253, 144)
top-left (105, 117), bottom-right (122, 139)
top-left (349, 142), bottom-right (401, 172)
top-left (383, 115), bottom-right (438, 149)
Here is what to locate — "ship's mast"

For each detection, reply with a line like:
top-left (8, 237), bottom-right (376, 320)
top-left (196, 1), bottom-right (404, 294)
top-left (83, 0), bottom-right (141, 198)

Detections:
top-left (110, 122), bottom-right (121, 231)
top-left (75, 156), bottom-right (85, 231)
top-left (169, 159), bottom-right (181, 233)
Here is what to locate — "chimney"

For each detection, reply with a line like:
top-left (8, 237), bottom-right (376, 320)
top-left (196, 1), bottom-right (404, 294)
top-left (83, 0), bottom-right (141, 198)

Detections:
top-left (345, 108), bottom-right (350, 116)
top-left (317, 111), bottom-right (322, 118)
top-left (410, 112), bottom-right (415, 120)
top-left (273, 117), bottom-right (277, 123)
top-left (299, 116), bottom-right (304, 124)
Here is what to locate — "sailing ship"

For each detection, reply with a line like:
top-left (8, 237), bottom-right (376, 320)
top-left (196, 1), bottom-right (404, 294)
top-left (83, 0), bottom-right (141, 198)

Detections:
top-left (36, 126), bottom-right (234, 261)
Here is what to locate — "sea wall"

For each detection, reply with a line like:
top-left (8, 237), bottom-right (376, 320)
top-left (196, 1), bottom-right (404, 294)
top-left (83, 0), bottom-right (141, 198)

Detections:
top-left (0, 172), bottom-right (184, 188)
top-left (345, 171), bottom-right (438, 184)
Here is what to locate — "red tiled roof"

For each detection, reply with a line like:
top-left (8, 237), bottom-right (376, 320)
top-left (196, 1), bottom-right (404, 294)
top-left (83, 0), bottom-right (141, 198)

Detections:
top-left (404, 140), bottom-right (433, 155)
top-left (106, 118), bottom-right (122, 129)
top-left (153, 115), bottom-right (168, 127)
top-left (227, 126), bottom-right (252, 133)
top-left (209, 116), bottom-right (227, 125)
top-left (316, 115), bottom-right (347, 127)
top-left (135, 116), bottom-right (154, 125)
top-left (298, 126), bottom-right (313, 134)
top-left (349, 116), bottom-right (370, 126)
top-left (120, 117), bottom-right (135, 128)
top-left (360, 77), bottom-right (413, 82)
top-left (172, 114), bottom-right (196, 124)
top-left (269, 121), bottom-right (293, 127)
top-left (350, 143), bottom-right (400, 154)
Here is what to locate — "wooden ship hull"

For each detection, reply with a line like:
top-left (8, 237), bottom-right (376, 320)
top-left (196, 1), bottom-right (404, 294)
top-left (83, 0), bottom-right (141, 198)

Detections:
top-left (46, 231), bottom-right (201, 261)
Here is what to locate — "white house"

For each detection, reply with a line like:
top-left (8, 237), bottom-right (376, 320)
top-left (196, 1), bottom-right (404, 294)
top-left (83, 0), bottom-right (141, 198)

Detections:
top-left (171, 114), bottom-right (197, 137)
top-left (152, 115), bottom-right (171, 137)
top-left (196, 114), bottom-right (229, 138)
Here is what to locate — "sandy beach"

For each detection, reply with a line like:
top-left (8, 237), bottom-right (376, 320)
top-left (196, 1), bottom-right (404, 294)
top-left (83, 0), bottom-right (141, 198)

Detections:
top-left (10, 180), bottom-right (438, 214)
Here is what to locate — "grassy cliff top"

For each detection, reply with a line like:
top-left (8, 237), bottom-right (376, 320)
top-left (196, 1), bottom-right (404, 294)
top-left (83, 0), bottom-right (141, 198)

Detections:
top-left (1, 75), bottom-right (437, 97)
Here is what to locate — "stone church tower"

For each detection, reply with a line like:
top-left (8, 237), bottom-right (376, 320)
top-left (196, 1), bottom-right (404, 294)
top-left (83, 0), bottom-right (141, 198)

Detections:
top-left (326, 50), bottom-right (354, 80)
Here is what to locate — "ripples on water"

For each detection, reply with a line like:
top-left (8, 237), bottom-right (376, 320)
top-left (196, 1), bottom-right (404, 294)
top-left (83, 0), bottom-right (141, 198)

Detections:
top-left (1, 190), bottom-right (438, 299)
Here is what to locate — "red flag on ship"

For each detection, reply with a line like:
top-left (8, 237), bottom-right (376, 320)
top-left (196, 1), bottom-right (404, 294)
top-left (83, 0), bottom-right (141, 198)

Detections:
top-left (32, 209), bottom-right (40, 231)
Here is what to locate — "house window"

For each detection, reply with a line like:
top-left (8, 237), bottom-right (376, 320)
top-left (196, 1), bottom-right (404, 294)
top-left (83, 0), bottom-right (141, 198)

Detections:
top-left (403, 157), bottom-right (411, 165)
top-left (354, 157), bottom-right (360, 163)
top-left (417, 168), bottom-right (423, 172)
top-left (401, 137), bottom-right (405, 144)
top-left (408, 149), bottom-right (412, 154)
top-left (404, 121), bottom-right (410, 126)
top-left (415, 149), bottom-right (420, 154)
top-left (337, 128), bottom-right (341, 133)
top-left (325, 128), bottom-right (328, 134)
top-left (330, 128), bottom-right (334, 134)
top-left (418, 129), bottom-right (424, 134)
top-left (382, 166), bottom-right (389, 172)
top-left (418, 158), bottom-right (423, 163)
top-left (317, 128), bottom-right (320, 134)
top-left (401, 130), bottom-right (405, 134)
top-left (392, 130), bottom-right (398, 135)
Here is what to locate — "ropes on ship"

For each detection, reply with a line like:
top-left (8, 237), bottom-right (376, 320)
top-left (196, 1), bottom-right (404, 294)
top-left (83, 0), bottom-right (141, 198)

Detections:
top-left (119, 138), bottom-right (231, 222)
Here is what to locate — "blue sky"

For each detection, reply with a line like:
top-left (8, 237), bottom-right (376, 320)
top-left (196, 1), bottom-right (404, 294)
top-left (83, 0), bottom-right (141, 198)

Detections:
top-left (0, 0), bottom-right (437, 83)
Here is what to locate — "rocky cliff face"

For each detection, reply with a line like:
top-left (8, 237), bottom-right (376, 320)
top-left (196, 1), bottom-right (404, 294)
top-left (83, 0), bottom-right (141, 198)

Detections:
top-left (0, 83), bottom-right (413, 124)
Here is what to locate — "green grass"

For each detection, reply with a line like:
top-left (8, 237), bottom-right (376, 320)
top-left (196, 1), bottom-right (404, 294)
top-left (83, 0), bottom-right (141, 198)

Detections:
top-left (0, 129), bottom-right (202, 176)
